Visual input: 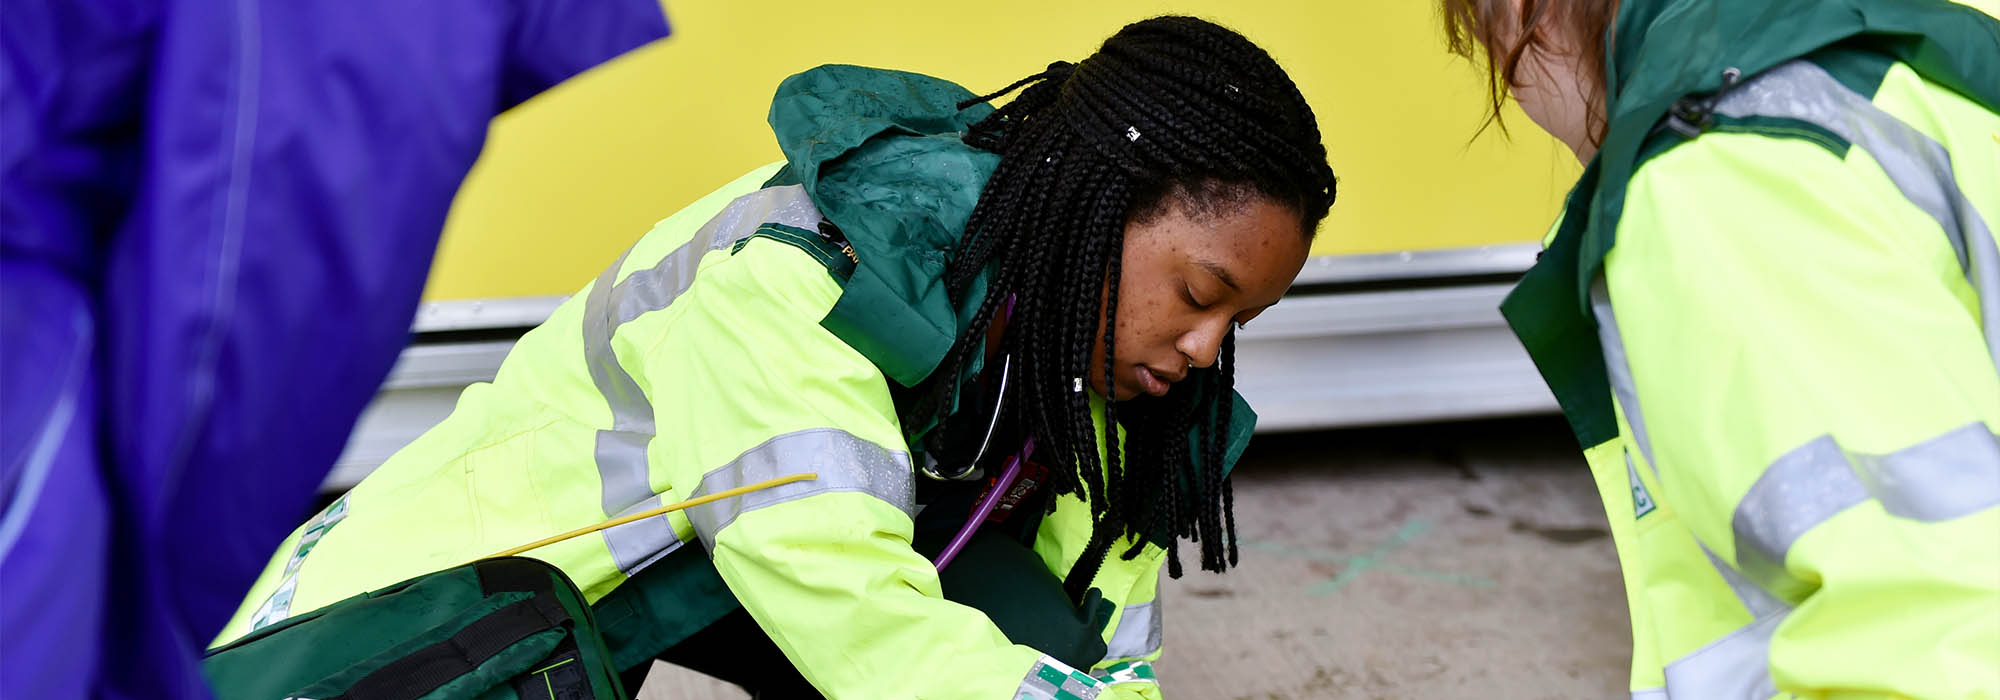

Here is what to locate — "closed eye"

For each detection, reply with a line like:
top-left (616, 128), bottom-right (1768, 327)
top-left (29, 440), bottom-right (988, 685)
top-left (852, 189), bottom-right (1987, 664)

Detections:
top-left (1182, 283), bottom-right (1213, 310)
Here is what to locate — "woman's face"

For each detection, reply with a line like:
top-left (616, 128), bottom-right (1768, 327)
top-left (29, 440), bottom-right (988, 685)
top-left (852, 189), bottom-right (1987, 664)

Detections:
top-left (1089, 194), bottom-right (1310, 401)
top-left (1495, 0), bottom-right (1599, 162)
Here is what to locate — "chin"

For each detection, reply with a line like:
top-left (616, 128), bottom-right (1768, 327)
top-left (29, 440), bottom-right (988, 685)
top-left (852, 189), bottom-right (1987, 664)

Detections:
top-left (1115, 391), bottom-right (1175, 410)
top-left (1104, 392), bottom-right (1184, 430)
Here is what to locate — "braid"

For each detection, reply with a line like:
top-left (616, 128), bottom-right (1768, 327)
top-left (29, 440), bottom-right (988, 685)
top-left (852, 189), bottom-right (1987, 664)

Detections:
top-left (918, 16), bottom-right (1337, 588)
top-left (1218, 333), bottom-right (1240, 567)
top-left (1099, 205), bottom-right (1127, 536)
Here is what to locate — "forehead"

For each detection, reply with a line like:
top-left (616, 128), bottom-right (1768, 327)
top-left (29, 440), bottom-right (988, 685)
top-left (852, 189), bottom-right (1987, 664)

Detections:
top-left (1130, 197), bottom-right (1310, 291)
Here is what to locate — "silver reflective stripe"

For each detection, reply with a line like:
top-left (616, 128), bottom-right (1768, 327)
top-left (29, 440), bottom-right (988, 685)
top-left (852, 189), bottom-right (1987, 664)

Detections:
top-left (1731, 436), bottom-right (1870, 599)
top-left (1700, 542), bottom-right (1791, 620)
top-left (581, 185), bottom-right (824, 573)
top-left (584, 242), bottom-right (675, 574)
top-left (685, 428), bottom-right (915, 553)
top-left (1590, 279), bottom-right (1658, 474)
top-left (1632, 688), bottom-right (1668, 700)
top-left (601, 493), bottom-right (676, 573)
top-left (608, 185), bottom-right (823, 328)
top-left (1661, 612), bottom-right (1785, 700)
top-left (1850, 422), bottom-right (2000, 522)
top-left (1674, 427), bottom-right (2000, 700)
top-left (1733, 423), bottom-right (2000, 598)
top-left (1104, 600), bottom-right (1164, 660)
top-left (1712, 59), bottom-right (2000, 371)
top-left (594, 433), bottom-right (671, 573)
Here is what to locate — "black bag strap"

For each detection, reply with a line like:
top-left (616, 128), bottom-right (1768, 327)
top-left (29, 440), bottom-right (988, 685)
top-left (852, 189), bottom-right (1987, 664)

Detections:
top-left (330, 561), bottom-right (572, 700)
top-left (475, 557), bottom-right (558, 597)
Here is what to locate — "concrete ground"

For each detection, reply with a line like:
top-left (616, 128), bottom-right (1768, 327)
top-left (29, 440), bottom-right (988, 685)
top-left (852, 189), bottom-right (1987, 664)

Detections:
top-left (638, 416), bottom-right (1632, 699)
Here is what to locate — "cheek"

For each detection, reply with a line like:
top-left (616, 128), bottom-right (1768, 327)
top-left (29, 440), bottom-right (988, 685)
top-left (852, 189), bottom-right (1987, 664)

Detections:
top-left (1510, 78), bottom-right (1559, 128)
top-left (1108, 276), bottom-right (1176, 363)
top-left (1510, 51), bottom-right (1591, 139)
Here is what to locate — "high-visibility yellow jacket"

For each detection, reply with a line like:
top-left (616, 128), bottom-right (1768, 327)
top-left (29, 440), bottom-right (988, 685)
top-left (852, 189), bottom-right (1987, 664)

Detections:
top-left (1503, 2), bottom-right (2000, 697)
top-left (219, 65), bottom-right (1260, 700)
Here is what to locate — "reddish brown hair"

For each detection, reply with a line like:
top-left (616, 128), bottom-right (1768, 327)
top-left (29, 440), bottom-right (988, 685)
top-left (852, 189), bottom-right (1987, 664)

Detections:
top-left (1440, 0), bottom-right (1619, 145)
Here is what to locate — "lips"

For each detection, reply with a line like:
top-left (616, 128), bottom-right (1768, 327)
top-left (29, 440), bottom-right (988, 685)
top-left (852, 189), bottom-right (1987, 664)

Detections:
top-left (1135, 366), bottom-right (1173, 397)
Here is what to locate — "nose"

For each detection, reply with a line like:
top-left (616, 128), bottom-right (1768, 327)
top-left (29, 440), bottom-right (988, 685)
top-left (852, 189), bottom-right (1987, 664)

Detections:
top-left (1176, 317), bottom-right (1230, 370)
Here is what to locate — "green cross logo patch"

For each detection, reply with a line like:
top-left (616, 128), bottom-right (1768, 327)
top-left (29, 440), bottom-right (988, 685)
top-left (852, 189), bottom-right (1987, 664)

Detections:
top-left (1627, 453), bottom-right (1656, 519)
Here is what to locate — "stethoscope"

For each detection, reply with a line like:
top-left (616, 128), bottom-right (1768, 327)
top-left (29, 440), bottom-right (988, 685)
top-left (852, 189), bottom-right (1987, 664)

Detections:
top-left (926, 351), bottom-right (1035, 571)
top-left (926, 294), bottom-right (1038, 571)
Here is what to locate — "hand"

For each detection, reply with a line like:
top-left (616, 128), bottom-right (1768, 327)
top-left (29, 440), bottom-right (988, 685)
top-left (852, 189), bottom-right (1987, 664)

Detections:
top-left (938, 531), bottom-right (1113, 669)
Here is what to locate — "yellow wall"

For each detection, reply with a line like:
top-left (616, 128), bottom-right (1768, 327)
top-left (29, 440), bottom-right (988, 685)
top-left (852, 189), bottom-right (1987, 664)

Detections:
top-left (425, 1), bottom-right (1581, 302)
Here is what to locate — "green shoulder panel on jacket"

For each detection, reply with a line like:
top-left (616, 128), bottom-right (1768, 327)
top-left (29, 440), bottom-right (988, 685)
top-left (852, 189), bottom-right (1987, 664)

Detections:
top-left (767, 64), bottom-right (1002, 388)
top-left (730, 223), bottom-right (858, 282)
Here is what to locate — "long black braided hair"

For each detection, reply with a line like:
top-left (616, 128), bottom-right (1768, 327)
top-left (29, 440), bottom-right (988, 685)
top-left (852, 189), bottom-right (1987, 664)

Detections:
top-left (921, 16), bottom-right (1335, 597)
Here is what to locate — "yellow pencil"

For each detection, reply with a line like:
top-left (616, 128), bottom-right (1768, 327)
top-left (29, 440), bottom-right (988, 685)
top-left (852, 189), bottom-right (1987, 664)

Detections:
top-left (483, 472), bottom-right (816, 560)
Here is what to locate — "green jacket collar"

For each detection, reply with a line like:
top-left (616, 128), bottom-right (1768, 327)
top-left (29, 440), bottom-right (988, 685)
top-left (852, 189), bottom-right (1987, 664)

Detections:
top-left (766, 64), bottom-right (1000, 388)
top-left (1501, 0), bottom-right (2000, 447)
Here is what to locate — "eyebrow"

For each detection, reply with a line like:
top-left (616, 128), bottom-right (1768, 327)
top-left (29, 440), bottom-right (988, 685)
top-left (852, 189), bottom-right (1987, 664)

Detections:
top-left (1194, 259), bottom-right (1241, 292)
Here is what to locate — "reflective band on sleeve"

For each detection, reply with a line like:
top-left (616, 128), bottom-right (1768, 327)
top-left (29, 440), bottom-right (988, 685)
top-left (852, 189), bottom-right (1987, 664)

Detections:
top-left (1661, 612), bottom-right (1785, 700)
top-left (1699, 542), bottom-right (1790, 620)
top-left (1104, 600), bottom-right (1163, 661)
top-left (1733, 423), bottom-right (2000, 599)
top-left (1631, 687), bottom-right (1667, 700)
top-left (1850, 422), bottom-right (2000, 522)
top-left (684, 428), bottom-right (914, 553)
top-left (1712, 60), bottom-right (2000, 372)
top-left (579, 185), bottom-right (823, 574)
top-left (1016, 656), bottom-right (1106, 700)
top-left (1731, 436), bottom-right (1871, 600)
top-left (1670, 530), bottom-right (1793, 700)
top-left (608, 186), bottom-right (823, 329)
top-left (592, 428), bottom-right (673, 573)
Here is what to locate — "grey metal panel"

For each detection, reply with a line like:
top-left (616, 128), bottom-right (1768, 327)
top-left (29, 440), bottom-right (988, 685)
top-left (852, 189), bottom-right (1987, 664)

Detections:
top-left (376, 341), bottom-right (516, 390)
top-left (326, 384), bottom-right (467, 490)
top-left (329, 266), bottom-right (1556, 490)
top-left (1290, 243), bottom-right (1539, 286)
top-left (1234, 283), bottom-right (1556, 432)
top-left (411, 296), bottom-right (568, 333)
top-left (404, 245), bottom-right (1542, 335)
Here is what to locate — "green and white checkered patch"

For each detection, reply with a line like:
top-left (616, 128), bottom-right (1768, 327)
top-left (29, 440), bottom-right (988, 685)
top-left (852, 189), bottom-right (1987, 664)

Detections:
top-left (1092, 660), bottom-right (1158, 686)
top-left (247, 494), bottom-right (351, 632)
top-left (1015, 656), bottom-right (1105, 700)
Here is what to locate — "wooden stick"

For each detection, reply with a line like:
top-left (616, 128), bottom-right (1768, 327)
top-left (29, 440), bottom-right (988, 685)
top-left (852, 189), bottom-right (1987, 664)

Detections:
top-left (484, 472), bottom-right (817, 560)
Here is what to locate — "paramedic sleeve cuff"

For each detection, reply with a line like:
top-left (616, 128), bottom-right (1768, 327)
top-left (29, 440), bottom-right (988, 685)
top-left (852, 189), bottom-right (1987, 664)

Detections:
top-left (1016, 655), bottom-right (1142, 700)
top-left (1091, 660), bottom-right (1163, 700)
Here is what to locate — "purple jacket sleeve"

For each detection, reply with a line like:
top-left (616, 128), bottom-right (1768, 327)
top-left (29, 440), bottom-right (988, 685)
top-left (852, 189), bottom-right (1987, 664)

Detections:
top-left (2, 0), bottom-right (667, 696)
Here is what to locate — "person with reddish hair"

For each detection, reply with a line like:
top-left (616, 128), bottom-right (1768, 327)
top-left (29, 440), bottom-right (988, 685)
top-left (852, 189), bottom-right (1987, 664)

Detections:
top-left (1441, 0), bottom-right (1998, 697)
